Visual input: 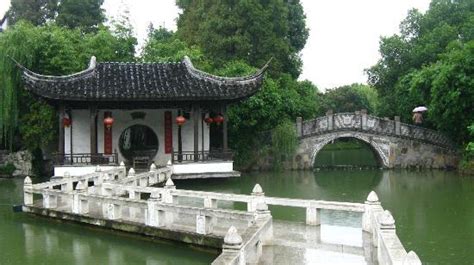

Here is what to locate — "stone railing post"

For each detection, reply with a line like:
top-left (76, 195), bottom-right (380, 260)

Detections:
top-left (204, 196), bottom-right (217, 208)
top-left (296, 117), bottom-right (303, 137)
top-left (403, 251), bottom-right (422, 265)
top-left (248, 184), bottom-right (265, 212)
top-left (196, 213), bottom-right (213, 235)
top-left (42, 190), bottom-right (58, 209)
top-left (149, 163), bottom-right (157, 185)
top-left (394, 116), bottom-right (401, 135)
top-left (24, 176), bottom-right (33, 206)
top-left (306, 202), bottom-right (321, 226)
top-left (361, 109), bottom-right (368, 130)
top-left (61, 171), bottom-right (73, 192)
top-left (106, 202), bottom-right (122, 220)
top-left (72, 182), bottom-right (89, 214)
top-left (326, 110), bottom-right (334, 131)
top-left (222, 226), bottom-right (244, 264)
top-left (118, 161), bottom-right (126, 179)
top-left (377, 210), bottom-right (396, 263)
top-left (162, 178), bottom-right (176, 226)
top-left (146, 192), bottom-right (161, 227)
top-left (362, 191), bottom-right (382, 233)
top-left (95, 165), bottom-right (103, 185)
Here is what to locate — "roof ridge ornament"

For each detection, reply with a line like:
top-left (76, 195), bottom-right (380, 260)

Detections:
top-left (88, 56), bottom-right (97, 70)
top-left (182, 56), bottom-right (270, 84)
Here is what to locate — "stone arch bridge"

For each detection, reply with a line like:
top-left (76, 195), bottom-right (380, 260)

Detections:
top-left (291, 111), bottom-right (458, 169)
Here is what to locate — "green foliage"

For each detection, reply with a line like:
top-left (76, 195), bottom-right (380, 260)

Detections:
top-left (176, 0), bottom-right (309, 78)
top-left (0, 22), bottom-right (137, 150)
top-left (7, 0), bottom-right (58, 26)
top-left (141, 27), bottom-right (204, 64)
top-left (367, 0), bottom-right (474, 145)
top-left (319, 83), bottom-right (379, 114)
top-left (0, 163), bottom-right (16, 176)
top-left (271, 120), bottom-right (298, 169)
top-left (55, 0), bottom-right (105, 31)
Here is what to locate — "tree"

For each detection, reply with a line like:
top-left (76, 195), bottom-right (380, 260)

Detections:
top-left (6, 0), bottom-right (58, 26)
top-left (367, 0), bottom-right (474, 145)
top-left (55, 0), bottom-right (105, 31)
top-left (0, 22), bottom-right (136, 150)
top-left (319, 84), bottom-right (379, 114)
top-left (176, 0), bottom-right (309, 78)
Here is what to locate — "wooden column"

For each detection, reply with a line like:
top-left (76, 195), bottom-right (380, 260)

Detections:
top-left (193, 104), bottom-right (201, 161)
top-left (58, 104), bottom-right (65, 154)
top-left (89, 105), bottom-right (98, 155)
top-left (222, 105), bottom-right (228, 152)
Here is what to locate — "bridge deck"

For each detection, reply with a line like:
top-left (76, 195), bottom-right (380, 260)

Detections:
top-left (260, 220), bottom-right (373, 265)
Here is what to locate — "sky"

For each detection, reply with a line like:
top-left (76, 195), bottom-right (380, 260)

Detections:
top-left (0, 0), bottom-right (431, 91)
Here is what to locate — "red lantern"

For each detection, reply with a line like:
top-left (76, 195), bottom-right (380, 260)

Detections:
top-left (204, 117), bottom-right (213, 125)
top-left (214, 115), bottom-right (224, 124)
top-left (63, 117), bottom-right (71, 128)
top-left (176, 115), bottom-right (186, 126)
top-left (104, 117), bottom-right (114, 129)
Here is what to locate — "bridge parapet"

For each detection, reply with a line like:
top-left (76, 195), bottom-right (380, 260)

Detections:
top-left (300, 111), bottom-right (454, 149)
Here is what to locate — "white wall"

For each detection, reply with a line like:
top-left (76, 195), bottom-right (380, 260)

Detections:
top-left (172, 161), bottom-right (234, 174)
top-left (68, 109), bottom-right (210, 166)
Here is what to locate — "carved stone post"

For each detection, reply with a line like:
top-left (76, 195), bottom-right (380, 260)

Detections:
top-left (61, 171), bottom-right (73, 192)
top-left (361, 109), bottom-right (368, 130)
top-left (72, 181), bottom-right (89, 214)
top-left (24, 176), bottom-right (33, 206)
top-left (362, 191), bottom-right (381, 233)
top-left (43, 190), bottom-right (57, 209)
top-left (146, 192), bottom-right (160, 227)
top-left (163, 178), bottom-right (175, 226)
top-left (394, 116), bottom-right (401, 135)
top-left (326, 110), bottom-right (334, 131)
top-left (377, 210), bottom-right (396, 263)
top-left (149, 163), bottom-right (157, 185)
top-left (118, 161), bottom-right (126, 179)
top-left (222, 226), bottom-right (244, 264)
top-left (196, 214), bottom-right (213, 235)
top-left (296, 117), bottom-right (303, 137)
top-left (306, 202), bottom-right (321, 226)
top-left (248, 184), bottom-right (265, 212)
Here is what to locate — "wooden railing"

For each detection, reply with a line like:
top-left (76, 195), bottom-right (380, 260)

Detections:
top-left (171, 149), bottom-right (234, 163)
top-left (52, 153), bottom-right (119, 166)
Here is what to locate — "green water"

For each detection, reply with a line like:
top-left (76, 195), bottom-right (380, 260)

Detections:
top-left (0, 178), bottom-right (216, 265)
top-left (314, 138), bottom-right (379, 167)
top-left (1, 140), bottom-right (473, 264)
top-left (176, 170), bottom-right (474, 265)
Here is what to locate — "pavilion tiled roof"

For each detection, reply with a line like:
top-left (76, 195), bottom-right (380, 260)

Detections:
top-left (18, 56), bottom-right (268, 102)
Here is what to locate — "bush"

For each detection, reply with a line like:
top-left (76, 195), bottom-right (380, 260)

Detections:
top-left (0, 163), bottom-right (16, 176)
top-left (271, 120), bottom-right (298, 169)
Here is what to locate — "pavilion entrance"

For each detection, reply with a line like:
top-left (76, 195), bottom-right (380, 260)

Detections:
top-left (119, 124), bottom-right (159, 168)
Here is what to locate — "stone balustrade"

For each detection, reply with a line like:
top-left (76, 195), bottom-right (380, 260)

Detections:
top-left (298, 111), bottom-right (454, 148)
top-left (362, 191), bottom-right (422, 265)
top-left (22, 165), bottom-right (422, 264)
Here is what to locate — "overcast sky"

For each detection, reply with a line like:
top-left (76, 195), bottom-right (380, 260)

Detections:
top-left (1, 0), bottom-right (431, 90)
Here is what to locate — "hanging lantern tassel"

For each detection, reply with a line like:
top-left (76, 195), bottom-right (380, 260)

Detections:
top-left (176, 115), bottom-right (186, 126)
top-left (104, 116), bottom-right (114, 129)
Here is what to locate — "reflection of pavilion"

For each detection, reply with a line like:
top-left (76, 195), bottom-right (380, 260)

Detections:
top-left (19, 56), bottom-right (267, 177)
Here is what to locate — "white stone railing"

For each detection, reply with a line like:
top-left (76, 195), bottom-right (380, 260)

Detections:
top-left (22, 164), bottom-right (422, 265)
top-left (362, 191), bottom-right (422, 265)
top-left (298, 111), bottom-right (454, 148)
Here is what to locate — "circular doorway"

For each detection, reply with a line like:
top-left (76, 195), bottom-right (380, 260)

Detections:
top-left (119, 125), bottom-right (159, 162)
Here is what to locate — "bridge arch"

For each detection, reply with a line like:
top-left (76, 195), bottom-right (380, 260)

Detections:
top-left (309, 133), bottom-right (390, 168)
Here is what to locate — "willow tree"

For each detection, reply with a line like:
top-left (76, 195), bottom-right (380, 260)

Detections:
top-left (0, 22), bottom-right (136, 151)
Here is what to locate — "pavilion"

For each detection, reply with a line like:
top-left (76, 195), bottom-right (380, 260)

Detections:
top-left (18, 56), bottom-right (267, 178)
